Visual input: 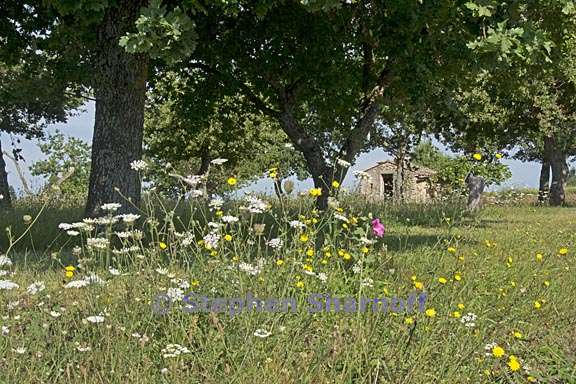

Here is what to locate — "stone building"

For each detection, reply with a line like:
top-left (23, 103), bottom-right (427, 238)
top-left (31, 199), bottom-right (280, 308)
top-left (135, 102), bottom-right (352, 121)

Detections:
top-left (357, 160), bottom-right (437, 201)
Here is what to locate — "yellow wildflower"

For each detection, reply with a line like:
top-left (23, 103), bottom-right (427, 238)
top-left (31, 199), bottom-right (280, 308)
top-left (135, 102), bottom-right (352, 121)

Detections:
top-left (227, 177), bottom-right (237, 186)
top-left (492, 346), bottom-right (505, 358)
top-left (425, 308), bottom-right (436, 318)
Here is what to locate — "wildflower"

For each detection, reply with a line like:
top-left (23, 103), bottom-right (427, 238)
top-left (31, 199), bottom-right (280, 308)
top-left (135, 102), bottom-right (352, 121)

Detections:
top-left (534, 300), bottom-right (542, 310)
top-left (295, 281), bottom-right (305, 289)
top-left (404, 317), bottom-right (414, 325)
top-left (227, 177), bottom-right (237, 186)
top-left (414, 281), bottom-right (424, 290)
top-left (331, 180), bottom-right (340, 189)
top-left (452, 311), bottom-right (461, 318)
top-left (536, 253), bottom-right (543, 262)
top-left (221, 215), bottom-right (239, 224)
top-left (299, 234), bottom-right (309, 242)
top-left (26, 281), bottom-right (45, 295)
top-left (166, 288), bottom-right (184, 301)
top-left (425, 308), bottom-right (436, 318)
top-left (460, 312), bottom-right (477, 327)
top-left (268, 168), bottom-right (278, 179)
top-left (438, 277), bottom-right (447, 284)
top-left (253, 329), bottom-right (272, 338)
top-left (101, 203), bottom-right (121, 212)
top-left (87, 238), bottom-right (110, 250)
top-left (492, 346), bottom-right (505, 358)
top-left (224, 234), bottom-right (233, 241)
top-left (457, 303), bottom-right (465, 310)
top-left (447, 247), bottom-right (457, 254)
top-left (513, 331), bottom-right (523, 339)
top-left (473, 153), bottom-right (482, 161)
top-left (210, 158), bottom-right (228, 165)
top-left (454, 273), bottom-right (462, 281)
top-left (0, 280), bottom-right (19, 290)
top-left (306, 249), bottom-right (314, 257)
top-left (0, 255), bottom-right (13, 267)
top-left (161, 343), bottom-right (191, 358)
top-left (276, 259), bottom-right (284, 266)
top-left (242, 195), bottom-right (269, 214)
top-left (159, 242), bottom-right (168, 250)
top-left (361, 246), bottom-right (369, 254)
top-left (116, 213), bottom-right (141, 223)
top-left (23, 215), bottom-right (32, 224)
top-left (266, 238), bottom-right (283, 249)
top-left (64, 280), bottom-right (90, 289)
top-left (337, 159), bottom-right (351, 167)
top-left (309, 188), bottom-right (322, 197)
top-left (130, 160), bottom-right (147, 171)
top-left (85, 315), bottom-right (105, 324)
top-left (371, 218), bottom-right (385, 237)
top-left (289, 220), bottom-right (306, 229)
top-left (559, 247), bottom-right (569, 256)
top-left (238, 262), bottom-right (262, 276)
top-left (495, 153), bottom-right (503, 159)
top-left (507, 356), bottom-right (521, 371)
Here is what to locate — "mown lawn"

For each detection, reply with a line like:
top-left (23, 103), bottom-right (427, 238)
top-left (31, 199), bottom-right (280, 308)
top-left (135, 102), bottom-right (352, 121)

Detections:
top-left (0, 199), bottom-right (575, 383)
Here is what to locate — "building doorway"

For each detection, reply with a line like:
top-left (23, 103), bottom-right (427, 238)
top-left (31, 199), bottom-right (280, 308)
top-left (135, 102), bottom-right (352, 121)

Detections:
top-left (382, 174), bottom-right (394, 199)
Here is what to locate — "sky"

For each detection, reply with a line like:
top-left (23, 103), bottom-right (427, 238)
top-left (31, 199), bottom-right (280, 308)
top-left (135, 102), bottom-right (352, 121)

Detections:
top-left (2, 102), bottom-right (542, 195)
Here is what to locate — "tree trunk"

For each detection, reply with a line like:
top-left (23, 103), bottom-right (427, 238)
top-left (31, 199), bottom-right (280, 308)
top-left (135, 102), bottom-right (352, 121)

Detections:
top-left (0, 139), bottom-right (12, 210)
top-left (465, 173), bottom-right (485, 210)
top-left (538, 160), bottom-right (551, 203)
top-left (85, 0), bottom-right (148, 217)
top-left (549, 142), bottom-right (568, 206)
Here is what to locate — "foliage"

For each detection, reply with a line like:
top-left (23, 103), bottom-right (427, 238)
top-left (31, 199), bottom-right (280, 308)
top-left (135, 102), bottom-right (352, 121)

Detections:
top-left (412, 141), bottom-right (511, 191)
top-left (29, 131), bottom-right (91, 199)
top-left (143, 71), bottom-right (308, 196)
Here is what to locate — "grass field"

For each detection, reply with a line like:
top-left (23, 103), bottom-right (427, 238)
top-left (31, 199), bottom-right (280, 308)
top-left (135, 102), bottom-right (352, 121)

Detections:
top-left (0, 195), bottom-right (575, 383)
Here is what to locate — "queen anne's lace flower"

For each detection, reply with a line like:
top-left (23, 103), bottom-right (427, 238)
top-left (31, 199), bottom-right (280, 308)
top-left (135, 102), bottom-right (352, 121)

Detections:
top-left (0, 280), bottom-right (18, 290)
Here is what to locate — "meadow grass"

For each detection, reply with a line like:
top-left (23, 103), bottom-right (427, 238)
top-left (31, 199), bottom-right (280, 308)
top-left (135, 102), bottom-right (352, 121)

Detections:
top-left (0, 194), bottom-right (575, 383)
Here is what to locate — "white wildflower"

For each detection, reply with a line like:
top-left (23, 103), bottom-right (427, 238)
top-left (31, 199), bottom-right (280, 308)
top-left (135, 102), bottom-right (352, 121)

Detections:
top-left (130, 160), bottom-right (147, 171)
top-left (85, 315), bottom-right (105, 324)
top-left (289, 220), bottom-right (306, 229)
top-left (253, 329), bottom-right (272, 338)
top-left (161, 343), bottom-right (191, 358)
top-left (221, 215), bottom-right (239, 224)
top-left (100, 203), bottom-right (121, 212)
top-left (337, 159), bottom-right (351, 167)
top-left (116, 213), bottom-right (141, 223)
top-left (203, 232), bottom-right (220, 250)
top-left (87, 238), bottom-right (110, 250)
top-left (0, 255), bottom-right (12, 267)
top-left (166, 288), bottom-right (184, 301)
top-left (26, 281), bottom-right (45, 295)
top-left (0, 280), bottom-right (19, 290)
top-left (210, 158), bottom-right (228, 165)
top-left (266, 238), bottom-right (283, 249)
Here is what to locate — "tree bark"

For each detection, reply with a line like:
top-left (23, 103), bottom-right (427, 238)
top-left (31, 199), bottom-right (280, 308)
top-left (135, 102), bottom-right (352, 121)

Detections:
top-left (465, 173), bottom-right (485, 210)
top-left (277, 89), bottom-right (331, 210)
top-left (538, 160), bottom-right (551, 203)
top-left (85, 0), bottom-right (148, 217)
top-left (549, 140), bottom-right (568, 206)
top-left (0, 139), bottom-right (12, 210)
top-left (538, 136), bottom-right (553, 203)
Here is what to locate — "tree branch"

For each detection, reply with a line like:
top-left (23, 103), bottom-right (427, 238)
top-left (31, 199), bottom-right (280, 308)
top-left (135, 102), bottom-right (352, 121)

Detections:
top-left (188, 62), bottom-right (280, 118)
top-left (2, 150), bottom-right (33, 196)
